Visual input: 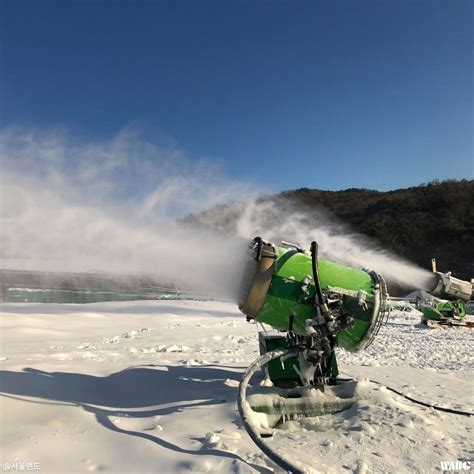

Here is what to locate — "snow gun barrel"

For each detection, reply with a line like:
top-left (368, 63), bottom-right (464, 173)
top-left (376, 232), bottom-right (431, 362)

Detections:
top-left (428, 272), bottom-right (472, 302)
top-left (238, 237), bottom-right (388, 351)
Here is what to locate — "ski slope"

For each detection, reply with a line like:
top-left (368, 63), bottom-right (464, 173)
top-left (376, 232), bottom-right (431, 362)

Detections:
top-left (0, 300), bottom-right (472, 473)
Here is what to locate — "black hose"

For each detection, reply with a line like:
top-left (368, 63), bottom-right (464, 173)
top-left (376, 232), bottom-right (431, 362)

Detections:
top-left (310, 241), bottom-right (327, 318)
top-left (337, 376), bottom-right (473, 417)
top-left (238, 349), bottom-right (305, 474)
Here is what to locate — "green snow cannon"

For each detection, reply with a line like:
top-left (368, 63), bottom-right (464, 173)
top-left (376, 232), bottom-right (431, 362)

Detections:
top-left (418, 259), bottom-right (472, 326)
top-left (238, 237), bottom-right (388, 383)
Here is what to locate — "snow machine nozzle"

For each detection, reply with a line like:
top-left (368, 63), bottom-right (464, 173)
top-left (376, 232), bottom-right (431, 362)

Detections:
top-left (427, 259), bottom-right (472, 302)
top-left (238, 237), bottom-right (276, 321)
top-left (429, 272), bottom-right (472, 301)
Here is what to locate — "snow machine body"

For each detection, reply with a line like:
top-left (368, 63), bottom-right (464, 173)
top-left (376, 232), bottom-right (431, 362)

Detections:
top-left (239, 237), bottom-right (388, 358)
top-left (237, 236), bottom-right (389, 428)
top-left (236, 238), bottom-right (390, 472)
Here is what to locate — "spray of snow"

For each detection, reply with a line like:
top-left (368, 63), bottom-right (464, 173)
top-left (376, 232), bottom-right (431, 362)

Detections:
top-left (0, 127), bottom-right (255, 301)
top-left (199, 199), bottom-right (436, 293)
top-left (1, 126), bottom-right (435, 301)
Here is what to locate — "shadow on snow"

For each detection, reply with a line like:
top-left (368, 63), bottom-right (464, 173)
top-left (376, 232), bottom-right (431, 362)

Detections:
top-left (0, 364), bottom-right (271, 473)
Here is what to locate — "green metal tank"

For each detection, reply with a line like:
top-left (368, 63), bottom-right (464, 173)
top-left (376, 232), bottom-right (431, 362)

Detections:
top-left (239, 240), bottom-right (388, 351)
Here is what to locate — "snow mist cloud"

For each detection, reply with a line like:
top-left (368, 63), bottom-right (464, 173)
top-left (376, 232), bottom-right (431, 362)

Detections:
top-left (0, 127), bottom-right (256, 300)
top-left (245, 201), bottom-right (436, 292)
top-left (199, 199), bottom-right (436, 293)
top-left (0, 126), bottom-right (434, 301)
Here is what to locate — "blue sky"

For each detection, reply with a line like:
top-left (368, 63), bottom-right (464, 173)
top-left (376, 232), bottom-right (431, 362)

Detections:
top-left (1, 0), bottom-right (472, 192)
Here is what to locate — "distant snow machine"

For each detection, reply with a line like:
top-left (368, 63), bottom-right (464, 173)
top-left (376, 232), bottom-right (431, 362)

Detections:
top-left (415, 260), bottom-right (473, 327)
top-left (417, 297), bottom-right (470, 327)
top-left (236, 238), bottom-right (473, 472)
top-left (392, 259), bottom-right (474, 328)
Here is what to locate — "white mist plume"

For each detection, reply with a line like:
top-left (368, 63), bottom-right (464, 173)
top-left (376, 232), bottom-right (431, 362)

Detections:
top-left (1, 126), bottom-right (435, 301)
top-left (0, 127), bottom-right (256, 218)
top-left (200, 199), bottom-right (436, 293)
top-left (0, 127), bottom-right (257, 301)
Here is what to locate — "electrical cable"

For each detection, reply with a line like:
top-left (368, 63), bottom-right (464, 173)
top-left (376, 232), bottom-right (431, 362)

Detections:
top-left (239, 353), bottom-right (472, 474)
top-left (337, 375), bottom-right (473, 417)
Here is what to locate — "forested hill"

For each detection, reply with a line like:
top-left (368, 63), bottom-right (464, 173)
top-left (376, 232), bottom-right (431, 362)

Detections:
top-left (187, 180), bottom-right (474, 280)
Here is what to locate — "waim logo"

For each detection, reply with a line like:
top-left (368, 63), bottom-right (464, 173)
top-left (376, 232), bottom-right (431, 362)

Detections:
top-left (440, 460), bottom-right (471, 472)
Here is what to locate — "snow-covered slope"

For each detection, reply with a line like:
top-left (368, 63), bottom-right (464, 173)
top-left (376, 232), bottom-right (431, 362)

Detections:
top-left (0, 301), bottom-right (472, 473)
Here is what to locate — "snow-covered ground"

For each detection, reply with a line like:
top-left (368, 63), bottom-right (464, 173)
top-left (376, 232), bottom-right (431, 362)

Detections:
top-left (0, 300), bottom-right (472, 473)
